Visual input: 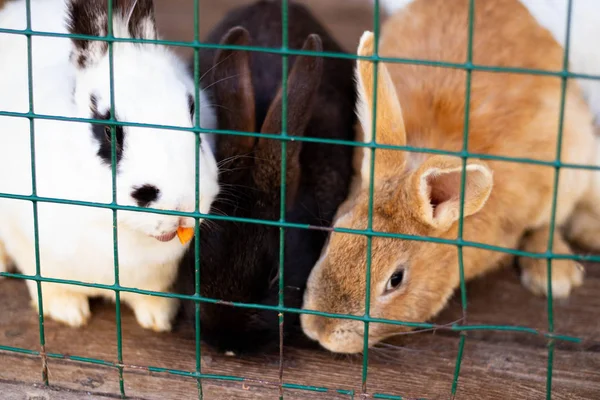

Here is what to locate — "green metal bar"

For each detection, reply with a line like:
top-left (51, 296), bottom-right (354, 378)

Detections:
top-left (278, 1), bottom-right (290, 399)
top-left (451, 0), bottom-right (475, 396)
top-left (105, 1), bottom-right (125, 396)
top-left (2, 25), bottom-right (600, 81)
top-left (362, 0), bottom-right (381, 393)
top-left (373, 394), bottom-right (427, 400)
top-left (192, 0), bottom-right (203, 398)
top-left (1, 191), bottom-right (600, 263)
top-left (450, 333), bottom-right (467, 398)
top-left (544, 1), bottom-right (574, 398)
top-left (3, 109), bottom-right (600, 174)
top-left (280, 1), bottom-right (291, 398)
top-left (456, 0), bottom-right (475, 318)
top-left (0, 345), bottom-right (354, 397)
top-left (23, 0), bottom-right (49, 386)
top-left (0, 271), bottom-right (582, 342)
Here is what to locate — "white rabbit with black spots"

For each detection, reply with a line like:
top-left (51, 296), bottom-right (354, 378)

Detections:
top-left (0, 0), bottom-right (219, 331)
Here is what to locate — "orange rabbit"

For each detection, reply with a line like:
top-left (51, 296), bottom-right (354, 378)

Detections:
top-left (301, 0), bottom-right (599, 353)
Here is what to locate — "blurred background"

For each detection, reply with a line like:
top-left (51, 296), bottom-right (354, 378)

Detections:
top-left (154, 0), bottom-right (376, 61)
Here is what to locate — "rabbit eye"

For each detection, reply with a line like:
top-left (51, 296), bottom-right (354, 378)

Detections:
top-left (384, 268), bottom-right (405, 294)
top-left (90, 95), bottom-right (126, 165)
top-left (102, 124), bottom-right (124, 149)
top-left (104, 125), bottom-right (111, 140)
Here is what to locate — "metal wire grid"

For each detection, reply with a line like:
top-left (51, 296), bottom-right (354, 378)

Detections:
top-left (0, 0), bottom-right (599, 398)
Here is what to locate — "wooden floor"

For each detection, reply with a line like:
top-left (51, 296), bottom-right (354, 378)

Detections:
top-left (2, 256), bottom-right (600, 399)
top-left (2, 0), bottom-right (600, 399)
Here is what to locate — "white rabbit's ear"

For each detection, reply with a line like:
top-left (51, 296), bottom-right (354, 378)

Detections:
top-left (67, 0), bottom-right (158, 69)
top-left (67, 0), bottom-right (110, 68)
top-left (121, 0), bottom-right (157, 41)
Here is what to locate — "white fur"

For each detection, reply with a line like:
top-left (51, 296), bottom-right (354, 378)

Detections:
top-left (0, 0), bottom-right (218, 330)
top-left (373, 0), bottom-right (415, 14)
top-left (520, 0), bottom-right (600, 124)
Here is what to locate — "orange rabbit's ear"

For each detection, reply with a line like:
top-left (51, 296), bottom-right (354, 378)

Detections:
top-left (356, 31), bottom-right (407, 186)
top-left (410, 156), bottom-right (493, 232)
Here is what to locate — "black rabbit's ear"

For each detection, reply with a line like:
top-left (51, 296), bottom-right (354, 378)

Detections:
top-left (212, 27), bottom-right (257, 160)
top-left (253, 34), bottom-right (323, 200)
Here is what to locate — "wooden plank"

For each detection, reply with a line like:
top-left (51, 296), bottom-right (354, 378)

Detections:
top-left (1, 263), bottom-right (599, 400)
top-left (1, 379), bottom-right (122, 400)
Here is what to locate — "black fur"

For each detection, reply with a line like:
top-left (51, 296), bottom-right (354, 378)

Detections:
top-left (131, 185), bottom-right (160, 207)
top-left (188, 95), bottom-right (195, 120)
top-left (177, 1), bottom-right (356, 354)
top-left (90, 95), bottom-right (125, 166)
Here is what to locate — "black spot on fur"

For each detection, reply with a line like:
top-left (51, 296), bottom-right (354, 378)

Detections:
top-left (131, 185), bottom-right (160, 207)
top-left (90, 96), bottom-right (125, 166)
top-left (188, 94), bottom-right (195, 120)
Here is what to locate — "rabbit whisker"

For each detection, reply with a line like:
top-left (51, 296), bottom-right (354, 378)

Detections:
top-left (198, 51), bottom-right (236, 84)
top-left (202, 74), bottom-right (242, 92)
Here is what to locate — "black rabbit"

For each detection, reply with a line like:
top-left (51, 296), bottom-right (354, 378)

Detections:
top-left (177, 0), bottom-right (356, 354)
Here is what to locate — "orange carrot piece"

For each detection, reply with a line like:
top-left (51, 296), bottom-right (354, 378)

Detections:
top-left (176, 227), bottom-right (195, 245)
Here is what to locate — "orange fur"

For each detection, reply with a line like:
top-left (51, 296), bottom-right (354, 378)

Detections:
top-left (301, 0), bottom-right (597, 354)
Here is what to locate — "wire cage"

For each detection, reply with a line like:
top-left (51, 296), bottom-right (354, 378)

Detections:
top-left (0, 0), bottom-right (599, 399)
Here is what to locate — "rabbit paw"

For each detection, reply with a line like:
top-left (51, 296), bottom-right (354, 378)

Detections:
top-left (565, 208), bottom-right (600, 251)
top-left (130, 295), bottom-right (179, 332)
top-left (520, 259), bottom-right (585, 299)
top-left (33, 291), bottom-right (91, 327)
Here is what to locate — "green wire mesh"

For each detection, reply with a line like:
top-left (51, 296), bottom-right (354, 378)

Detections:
top-left (1, 0), bottom-right (600, 398)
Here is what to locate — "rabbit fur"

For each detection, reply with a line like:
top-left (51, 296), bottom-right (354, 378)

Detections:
top-left (0, 0), bottom-right (218, 331)
top-left (176, 0), bottom-right (355, 354)
top-left (375, 0), bottom-right (600, 123)
top-left (301, 0), bottom-right (598, 354)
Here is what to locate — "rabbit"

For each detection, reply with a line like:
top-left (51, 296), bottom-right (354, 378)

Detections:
top-left (519, 0), bottom-right (600, 124)
top-left (517, 0), bottom-right (600, 249)
top-left (0, 0), bottom-right (219, 331)
top-left (371, 0), bottom-right (600, 123)
top-left (300, 0), bottom-right (599, 354)
top-left (176, 0), bottom-right (355, 354)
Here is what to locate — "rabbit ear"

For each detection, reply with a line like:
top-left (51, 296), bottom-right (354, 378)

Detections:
top-left (253, 34), bottom-right (324, 197)
top-left (67, 0), bottom-right (157, 69)
top-left (212, 27), bottom-right (257, 160)
top-left (67, 0), bottom-right (109, 68)
top-left (356, 31), bottom-right (407, 186)
top-left (120, 0), bottom-right (158, 41)
top-left (259, 34), bottom-right (323, 138)
top-left (409, 156), bottom-right (493, 232)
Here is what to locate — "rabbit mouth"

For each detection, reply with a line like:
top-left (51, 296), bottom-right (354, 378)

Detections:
top-left (152, 231), bottom-right (177, 242)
